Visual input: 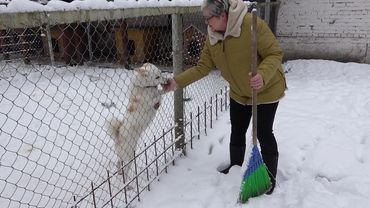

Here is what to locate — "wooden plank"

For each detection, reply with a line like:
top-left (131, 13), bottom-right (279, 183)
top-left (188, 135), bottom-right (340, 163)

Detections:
top-left (0, 6), bottom-right (200, 29)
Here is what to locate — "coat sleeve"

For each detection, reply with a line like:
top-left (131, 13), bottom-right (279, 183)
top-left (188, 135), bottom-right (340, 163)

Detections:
top-left (256, 16), bottom-right (284, 85)
top-left (174, 38), bottom-right (215, 88)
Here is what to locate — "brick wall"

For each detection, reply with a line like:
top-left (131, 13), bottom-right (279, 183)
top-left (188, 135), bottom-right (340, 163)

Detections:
top-left (276, 0), bottom-right (370, 63)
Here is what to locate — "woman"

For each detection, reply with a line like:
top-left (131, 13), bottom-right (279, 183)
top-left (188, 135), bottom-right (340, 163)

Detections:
top-left (162, 0), bottom-right (286, 194)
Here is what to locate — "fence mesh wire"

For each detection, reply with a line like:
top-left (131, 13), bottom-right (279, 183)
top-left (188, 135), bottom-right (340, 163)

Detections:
top-left (0, 8), bottom-right (228, 208)
top-left (0, 2), bottom-right (278, 208)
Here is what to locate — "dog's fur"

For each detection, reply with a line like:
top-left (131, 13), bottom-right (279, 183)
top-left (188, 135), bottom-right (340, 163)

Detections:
top-left (106, 63), bottom-right (166, 177)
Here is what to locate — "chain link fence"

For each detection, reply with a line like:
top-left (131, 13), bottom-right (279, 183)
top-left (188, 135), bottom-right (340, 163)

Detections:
top-left (0, 2), bottom-right (279, 208)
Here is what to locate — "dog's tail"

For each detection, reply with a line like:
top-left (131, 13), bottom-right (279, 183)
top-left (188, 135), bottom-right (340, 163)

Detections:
top-left (106, 117), bottom-right (123, 142)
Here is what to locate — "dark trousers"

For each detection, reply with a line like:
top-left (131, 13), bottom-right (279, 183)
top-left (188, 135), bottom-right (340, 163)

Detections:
top-left (229, 98), bottom-right (279, 155)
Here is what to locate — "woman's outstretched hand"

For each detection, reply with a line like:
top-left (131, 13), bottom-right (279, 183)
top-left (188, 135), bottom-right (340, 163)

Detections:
top-left (161, 78), bottom-right (178, 92)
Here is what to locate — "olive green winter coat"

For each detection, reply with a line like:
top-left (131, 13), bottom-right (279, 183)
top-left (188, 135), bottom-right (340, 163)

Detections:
top-left (174, 12), bottom-right (286, 105)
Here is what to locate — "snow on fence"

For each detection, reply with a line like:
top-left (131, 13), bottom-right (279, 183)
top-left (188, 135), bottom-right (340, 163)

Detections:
top-left (0, 3), bottom-right (276, 208)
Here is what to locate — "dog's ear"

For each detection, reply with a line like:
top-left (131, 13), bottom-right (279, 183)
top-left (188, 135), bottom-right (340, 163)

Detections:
top-left (134, 66), bottom-right (148, 77)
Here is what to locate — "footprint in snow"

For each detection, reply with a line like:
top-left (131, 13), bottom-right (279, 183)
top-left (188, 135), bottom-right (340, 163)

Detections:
top-left (208, 143), bottom-right (214, 155)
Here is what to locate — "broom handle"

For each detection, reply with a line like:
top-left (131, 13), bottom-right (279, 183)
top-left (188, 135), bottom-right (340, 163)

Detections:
top-left (251, 9), bottom-right (258, 145)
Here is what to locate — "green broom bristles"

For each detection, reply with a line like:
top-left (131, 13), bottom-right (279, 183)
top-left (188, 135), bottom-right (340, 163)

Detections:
top-left (239, 145), bottom-right (271, 203)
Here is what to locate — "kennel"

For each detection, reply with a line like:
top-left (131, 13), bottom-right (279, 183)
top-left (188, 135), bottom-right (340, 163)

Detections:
top-left (126, 28), bottom-right (161, 64)
top-left (183, 25), bottom-right (206, 66)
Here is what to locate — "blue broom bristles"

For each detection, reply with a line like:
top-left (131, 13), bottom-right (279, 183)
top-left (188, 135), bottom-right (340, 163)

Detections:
top-left (239, 145), bottom-right (271, 203)
top-left (242, 145), bottom-right (264, 179)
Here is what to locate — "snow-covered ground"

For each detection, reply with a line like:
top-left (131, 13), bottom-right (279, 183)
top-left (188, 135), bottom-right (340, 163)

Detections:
top-left (1, 58), bottom-right (370, 207)
top-left (133, 59), bottom-right (370, 208)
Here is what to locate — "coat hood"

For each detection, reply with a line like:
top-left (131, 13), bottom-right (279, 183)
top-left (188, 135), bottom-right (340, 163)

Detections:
top-left (208, 0), bottom-right (249, 45)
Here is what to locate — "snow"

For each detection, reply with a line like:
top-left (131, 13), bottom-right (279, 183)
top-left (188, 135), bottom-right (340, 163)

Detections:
top-left (133, 59), bottom-right (370, 208)
top-left (1, 54), bottom-right (370, 207)
top-left (0, 0), bottom-right (203, 13)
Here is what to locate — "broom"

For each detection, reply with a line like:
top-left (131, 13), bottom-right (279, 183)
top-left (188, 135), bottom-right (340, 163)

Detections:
top-left (239, 8), bottom-right (271, 203)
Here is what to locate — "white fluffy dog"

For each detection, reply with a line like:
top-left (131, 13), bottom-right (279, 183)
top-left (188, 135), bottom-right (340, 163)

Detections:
top-left (106, 63), bottom-right (167, 178)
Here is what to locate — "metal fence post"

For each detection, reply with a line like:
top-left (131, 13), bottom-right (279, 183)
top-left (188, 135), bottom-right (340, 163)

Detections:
top-left (44, 22), bottom-right (55, 66)
top-left (171, 13), bottom-right (185, 154)
top-left (265, 0), bottom-right (271, 27)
